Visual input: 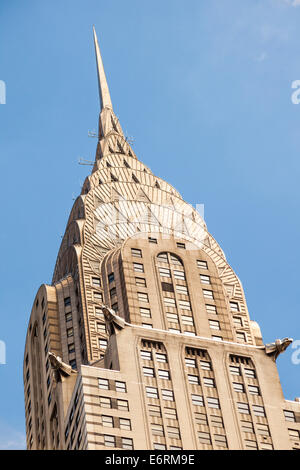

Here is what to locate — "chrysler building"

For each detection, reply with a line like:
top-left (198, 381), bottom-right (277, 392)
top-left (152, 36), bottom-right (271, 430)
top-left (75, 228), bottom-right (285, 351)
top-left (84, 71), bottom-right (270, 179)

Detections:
top-left (23, 27), bottom-right (300, 450)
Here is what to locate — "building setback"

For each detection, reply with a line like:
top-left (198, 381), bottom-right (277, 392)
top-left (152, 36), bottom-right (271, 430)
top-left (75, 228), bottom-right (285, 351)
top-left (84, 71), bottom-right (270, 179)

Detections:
top-left (23, 27), bottom-right (300, 450)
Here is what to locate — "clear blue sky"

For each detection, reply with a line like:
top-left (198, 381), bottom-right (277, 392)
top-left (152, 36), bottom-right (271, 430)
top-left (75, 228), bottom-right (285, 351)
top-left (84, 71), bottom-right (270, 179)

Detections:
top-left (0, 0), bottom-right (300, 449)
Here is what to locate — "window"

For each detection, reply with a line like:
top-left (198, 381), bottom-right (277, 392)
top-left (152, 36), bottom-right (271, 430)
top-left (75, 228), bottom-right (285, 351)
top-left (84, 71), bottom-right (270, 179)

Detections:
top-left (236, 332), bottom-right (247, 342)
top-left (185, 358), bottom-right (196, 368)
top-left (195, 413), bottom-right (208, 426)
top-left (149, 404), bottom-right (161, 417)
top-left (159, 267), bottom-right (171, 278)
top-left (65, 312), bottom-right (72, 322)
top-left (64, 297), bottom-right (71, 307)
top-left (203, 377), bottom-right (215, 388)
top-left (95, 307), bottom-right (104, 318)
top-left (233, 382), bottom-right (244, 393)
top-left (244, 368), bottom-right (256, 379)
top-left (257, 424), bottom-right (270, 437)
top-left (176, 285), bottom-right (188, 295)
top-left (67, 328), bottom-right (74, 337)
top-left (164, 408), bottom-right (177, 419)
top-left (154, 443), bottom-right (166, 450)
top-left (241, 421), bottom-right (254, 433)
top-left (136, 277), bottom-right (146, 287)
top-left (230, 301), bottom-right (239, 312)
top-left (108, 273), bottom-right (114, 283)
top-left (168, 426), bottom-right (180, 439)
top-left (102, 415), bottom-right (113, 428)
top-left (233, 316), bottom-right (243, 327)
top-left (211, 416), bottom-right (224, 428)
top-left (179, 300), bottom-right (191, 311)
top-left (115, 381), bottom-right (126, 393)
top-left (142, 323), bottom-right (153, 329)
top-left (200, 274), bottom-right (210, 285)
top-left (284, 410), bottom-right (296, 422)
top-left (110, 287), bottom-right (116, 298)
top-left (206, 304), bottom-right (217, 314)
top-left (143, 367), bottom-right (155, 377)
top-left (162, 389), bottom-right (174, 401)
top-left (170, 254), bottom-right (183, 265)
top-left (151, 424), bottom-right (164, 436)
top-left (169, 328), bottom-right (180, 334)
top-left (94, 292), bottom-right (103, 302)
top-left (248, 385), bottom-right (260, 395)
top-left (252, 405), bottom-right (265, 417)
top-left (98, 378), bottom-right (109, 390)
top-left (197, 260), bottom-right (208, 269)
top-left (117, 399), bottom-right (129, 411)
top-left (198, 432), bottom-right (211, 445)
top-left (212, 335), bottom-right (223, 341)
top-left (167, 312), bottom-right (179, 323)
top-left (261, 443), bottom-right (273, 450)
top-left (122, 438), bottom-right (133, 450)
top-left (120, 418), bottom-right (131, 430)
top-left (156, 353), bottom-right (167, 363)
top-left (237, 403), bottom-right (250, 414)
top-left (97, 322), bottom-right (106, 333)
top-left (137, 292), bottom-right (149, 303)
top-left (245, 440), bottom-right (258, 450)
top-left (133, 263), bottom-right (144, 273)
top-left (161, 282), bottom-right (174, 293)
top-left (176, 242), bottom-right (185, 249)
top-left (209, 320), bottom-right (220, 330)
top-left (158, 369), bottom-right (170, 380)
top-left (207, 397), bottom-right (220, 409)
top-left (215, 434), bottom-right (227, 448)
top-left (140, 307), bottom-right (151, 318)
top-left (140, 350), bottom-right (152, 361)
top-left (157, 252), bottom-right (168, 262)
top-left (131, 248), bottom-right (142, 258)
top-left (229, 365), bottom-right (240, 376)
top-left (99, 339), bottom-right (108, 350)
top-left (104, 435), bottom-right (115, 447)
top-left (148, 237), bottom-right (157, 244)
top-left (92, 277), bottom-right (101, 287)
top-left (173, 270), bottom-right (185, 280)
top-left (203, 290), bottom-right (214, 299)
top-left (200, 361), bottom-right (212, 371)
top-left (192, 394), bottom-right (204, 406)
top-left (70, 359), bottom-right (76, 370)
top-left (182, 315), bottom-right (194, 326)
top-left (100, 397), bottom-right (111, 409)
top-left (164, 297), bottom-right (176, 307)
top-left (289, 429), bottom-right (300, 440)
top-left (146, 386), bottom-right (158, 399)
top-left (188, 375), bottom-right (200, 385)
top-left (112, 303), bottom-right (118, 313)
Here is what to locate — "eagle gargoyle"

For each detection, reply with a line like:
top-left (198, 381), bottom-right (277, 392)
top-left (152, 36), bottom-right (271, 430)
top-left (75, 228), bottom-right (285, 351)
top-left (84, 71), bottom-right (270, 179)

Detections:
top-left (48, 352), bottom-right (77, 382)
top-left (265, 337), bottom-right (293, 361)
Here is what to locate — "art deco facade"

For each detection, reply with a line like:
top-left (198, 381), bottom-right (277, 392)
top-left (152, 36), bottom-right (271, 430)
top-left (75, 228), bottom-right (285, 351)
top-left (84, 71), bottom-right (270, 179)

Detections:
top-left (23, 28), bottom-right (300, 450)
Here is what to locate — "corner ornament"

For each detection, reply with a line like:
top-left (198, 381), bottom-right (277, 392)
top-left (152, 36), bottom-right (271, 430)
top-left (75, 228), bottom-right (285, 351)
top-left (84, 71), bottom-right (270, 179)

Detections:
top-left (48, 352), bottom-right (77, 382)
top-left (102, 305), bottom-right (125, 336)
top-left (265, 338), bottom-right (293, 361)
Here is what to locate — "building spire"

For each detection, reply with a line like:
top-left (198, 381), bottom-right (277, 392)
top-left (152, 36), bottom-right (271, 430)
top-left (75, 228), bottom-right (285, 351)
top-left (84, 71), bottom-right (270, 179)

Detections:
top-left (93, 26), bottom-right (113, 110)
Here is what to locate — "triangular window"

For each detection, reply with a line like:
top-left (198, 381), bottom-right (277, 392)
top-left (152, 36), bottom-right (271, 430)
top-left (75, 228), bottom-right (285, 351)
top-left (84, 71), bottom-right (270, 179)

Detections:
top-left (110, 173), bottom-right (118, 182)
top-left (132, 173), bottom-right (140, 184)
